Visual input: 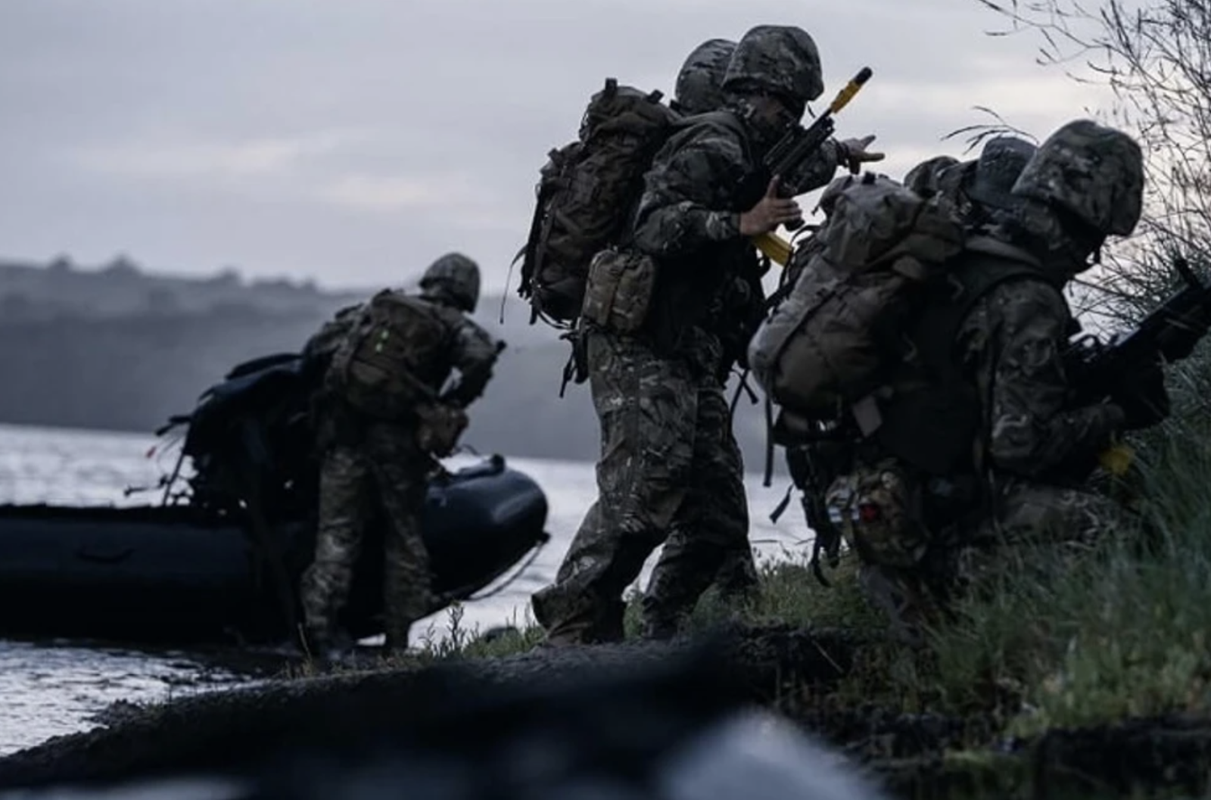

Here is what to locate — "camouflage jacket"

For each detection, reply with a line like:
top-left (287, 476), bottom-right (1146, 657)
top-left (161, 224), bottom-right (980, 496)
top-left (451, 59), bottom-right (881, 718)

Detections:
top-left (433, 301), bottom-right (500, 408)
top-left (629, 110), bottom-right (838, 372)
top-left (956, 276), bottom-right (1125, 482)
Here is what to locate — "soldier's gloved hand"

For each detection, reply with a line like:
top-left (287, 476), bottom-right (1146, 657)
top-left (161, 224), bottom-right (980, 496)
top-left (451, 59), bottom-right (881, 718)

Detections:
top-left (1111, 360), bottom-right (1170, 430)
top-left (739, 176), bottom-right (802, 235)
top-left (836, 134), bottom-right (885, 174)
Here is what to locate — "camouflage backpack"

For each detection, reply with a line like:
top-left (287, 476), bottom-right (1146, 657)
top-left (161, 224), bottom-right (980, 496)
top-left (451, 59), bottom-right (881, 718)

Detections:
top-left (302, 303), bottom-right (363, 372)
top-left (516, 78), bottom-right (681, 327)
top-left (325, 289), bottom-right (452, 422)
top-left (748, 171), bottom-right (967, 419)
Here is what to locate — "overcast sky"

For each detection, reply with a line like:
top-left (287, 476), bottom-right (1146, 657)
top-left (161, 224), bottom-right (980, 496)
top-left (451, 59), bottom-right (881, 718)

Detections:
top-left (0, 0), bottom-right (1114, 294)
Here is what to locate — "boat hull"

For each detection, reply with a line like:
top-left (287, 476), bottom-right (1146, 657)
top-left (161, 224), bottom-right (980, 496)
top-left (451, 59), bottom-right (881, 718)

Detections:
top-left (0, 457), bottom-right (548, 645)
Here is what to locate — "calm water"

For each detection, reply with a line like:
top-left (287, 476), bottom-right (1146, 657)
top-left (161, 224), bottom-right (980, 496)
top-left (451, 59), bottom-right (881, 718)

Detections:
top-left (0, 422), bottom-right (811, 755)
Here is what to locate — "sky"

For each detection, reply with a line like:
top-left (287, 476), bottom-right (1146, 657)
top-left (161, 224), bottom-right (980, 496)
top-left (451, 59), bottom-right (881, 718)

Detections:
top-left (0, 0), bottom-right (1117, 294)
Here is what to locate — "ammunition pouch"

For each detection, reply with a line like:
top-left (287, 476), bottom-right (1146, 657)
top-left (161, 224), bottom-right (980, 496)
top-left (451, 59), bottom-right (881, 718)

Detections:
top-left (580, 248), bottom-right (657, 335)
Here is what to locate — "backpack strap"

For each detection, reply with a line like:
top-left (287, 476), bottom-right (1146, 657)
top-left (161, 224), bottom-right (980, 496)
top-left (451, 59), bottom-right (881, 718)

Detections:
top-left (869, 238), bottom-right (1052, 478)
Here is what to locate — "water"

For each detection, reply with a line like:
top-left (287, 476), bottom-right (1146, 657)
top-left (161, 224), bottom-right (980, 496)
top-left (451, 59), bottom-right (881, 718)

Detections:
top-left (0, 422), bottom-right (812, 755)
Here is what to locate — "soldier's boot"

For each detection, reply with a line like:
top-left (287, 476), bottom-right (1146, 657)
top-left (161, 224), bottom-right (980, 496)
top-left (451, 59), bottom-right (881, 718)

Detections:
top-left (300, 620), bottom-right (357, 668)
top-left (639, 590), bottom-right (693, 641)
top-left (638, 612), bottom-right (683, 642)
top-left (382, 626), bottom-right (413, 661)
top-left (713, 550), bottom-right (761, 607)
top-left (532, 593), bottom-right (625, 649)
top-left (381, 597), bottom-right (421, 660)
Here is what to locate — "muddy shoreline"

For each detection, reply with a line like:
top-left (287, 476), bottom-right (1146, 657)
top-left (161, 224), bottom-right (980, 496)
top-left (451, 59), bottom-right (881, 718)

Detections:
top-left (1, 625), bottom-right (1209, 799)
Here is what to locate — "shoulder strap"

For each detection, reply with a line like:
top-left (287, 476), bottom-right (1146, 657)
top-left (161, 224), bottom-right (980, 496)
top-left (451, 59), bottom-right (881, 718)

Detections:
top-left (909, 237), bottom-right (1051, 377)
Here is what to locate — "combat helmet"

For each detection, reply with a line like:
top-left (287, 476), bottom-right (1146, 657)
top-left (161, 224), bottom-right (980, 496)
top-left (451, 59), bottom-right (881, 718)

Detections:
top-left (673, 38), bottom-right (737, 115)
top-left (420, 252), bottom-right (480, 313)
top-left (966, 136), bottom-right (1038, 211)
top-left (903, 155), bottom-right (961, 197)
top-left (722, 25), bottom-right (824, 105)
top-left (1011, 119), bottom-right (1144, 237)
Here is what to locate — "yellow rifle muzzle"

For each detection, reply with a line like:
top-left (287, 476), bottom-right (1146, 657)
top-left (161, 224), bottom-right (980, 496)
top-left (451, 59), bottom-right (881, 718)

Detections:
top-left (829, 66), bottom-right (873, 115)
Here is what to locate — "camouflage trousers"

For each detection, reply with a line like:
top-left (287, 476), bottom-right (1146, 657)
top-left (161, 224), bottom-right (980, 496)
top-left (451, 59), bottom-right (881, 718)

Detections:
top-left (531, 328), bottom-right (756, 645)
top-left (826, 458), bottom-right (1127, 639)
top-left (299, 421), bottom-right (432, 652)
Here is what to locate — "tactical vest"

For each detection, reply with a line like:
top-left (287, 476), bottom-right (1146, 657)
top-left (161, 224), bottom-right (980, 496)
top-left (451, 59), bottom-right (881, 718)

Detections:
top-left (870, 236), bottom-right (1054, 477)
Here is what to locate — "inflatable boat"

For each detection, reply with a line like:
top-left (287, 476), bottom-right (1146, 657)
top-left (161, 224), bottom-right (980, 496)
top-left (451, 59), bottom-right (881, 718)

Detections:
top-left (0, 352), bottom-right (550, 646)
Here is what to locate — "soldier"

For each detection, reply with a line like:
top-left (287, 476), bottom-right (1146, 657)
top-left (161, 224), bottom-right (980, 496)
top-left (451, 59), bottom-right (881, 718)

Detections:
top-left (300, 253), bottom-right (501, 661)
top-left (668, 36), bottom-right (764, 603)
top-left (824, 120), bottom-right (1166, 640)
top-left (901, 136), bottom-right (1038, 224)
top-left (531, 24), bottom-right (883, 646)
top-left (670, 38), bottom-right (736, 116)
top-left (902, 154), bottom-right (960, 198)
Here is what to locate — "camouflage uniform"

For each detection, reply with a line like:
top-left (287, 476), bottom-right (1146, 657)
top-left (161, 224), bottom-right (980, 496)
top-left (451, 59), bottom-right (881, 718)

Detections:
top-left (782, 139), bottom-right (1040, 592)
top-left (668, 36), bottom-right (762, 599)
top-left (825, 120), bottom-right (1153, 635)
top-left (532, 25), bottom-right (846, 644)
top-left (300, 253), bottom-right (500, 656)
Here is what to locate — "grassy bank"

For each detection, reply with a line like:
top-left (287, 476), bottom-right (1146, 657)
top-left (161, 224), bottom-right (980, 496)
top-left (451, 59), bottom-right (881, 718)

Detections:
top-left (394, 366), bottom-right (1211, 771)
top-left (247, 351), bottom-right (1211, 798)
top-left (9, 398), bottom-right (1211, 798)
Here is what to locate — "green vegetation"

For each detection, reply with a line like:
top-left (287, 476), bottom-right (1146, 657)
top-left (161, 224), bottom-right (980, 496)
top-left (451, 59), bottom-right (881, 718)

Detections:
top-left (286, 2), bottom-right (1211, 792)
top-left (413, 406), bottom-right (1211, 731)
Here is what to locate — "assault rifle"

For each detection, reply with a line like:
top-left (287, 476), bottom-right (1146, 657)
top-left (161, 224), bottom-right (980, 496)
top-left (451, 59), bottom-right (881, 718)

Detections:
top-left (1065, 257), bottom-right (1211, 408)
top-left (749, 66), bottom-right (874, 266)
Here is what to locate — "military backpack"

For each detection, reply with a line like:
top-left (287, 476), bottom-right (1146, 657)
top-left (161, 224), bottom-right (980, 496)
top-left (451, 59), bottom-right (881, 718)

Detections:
top-left (748, 171), bottom-right (968, 419)
top-left (302, 304), bottom-right (362, 372)
top-left (325, 289), bottom-right (452, 422)
top-left (515, 78), bottom-right (682, 328)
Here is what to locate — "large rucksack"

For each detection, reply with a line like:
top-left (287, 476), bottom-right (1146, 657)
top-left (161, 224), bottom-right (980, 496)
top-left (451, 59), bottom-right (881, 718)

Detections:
top-left (748, 172), bottom-right (968, 419)
top-left (325, 289), bottom-right (453, 421)
top-left (515, 78), bottom-right (681, 327)
top-left (302, 303), bottom-right (362, 373)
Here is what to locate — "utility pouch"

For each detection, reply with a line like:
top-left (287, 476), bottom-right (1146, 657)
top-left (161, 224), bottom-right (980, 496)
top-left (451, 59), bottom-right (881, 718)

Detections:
top-left (580, 248), bottom-right (657, 334)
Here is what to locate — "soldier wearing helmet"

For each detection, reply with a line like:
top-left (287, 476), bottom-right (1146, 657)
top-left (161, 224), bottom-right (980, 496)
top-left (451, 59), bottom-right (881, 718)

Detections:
top-left (531, 25), bottom-right (882, 647)
top-left (670, 36), bottom-right (765, 605)
top-left (903, 155), bottom-right (961, 199)
top-left (823, 119), bottom-right (1164, 641)
top-left (671, 38), bottom-right (736, 116)
top-left (300, 251), bottom-right (501, 662)
top-left (903, 136), bottom-right (1039, 229)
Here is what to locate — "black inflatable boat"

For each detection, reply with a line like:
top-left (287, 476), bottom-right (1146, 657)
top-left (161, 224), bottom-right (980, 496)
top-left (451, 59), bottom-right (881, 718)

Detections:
top-left (0, 352), bottom-right (550, 645)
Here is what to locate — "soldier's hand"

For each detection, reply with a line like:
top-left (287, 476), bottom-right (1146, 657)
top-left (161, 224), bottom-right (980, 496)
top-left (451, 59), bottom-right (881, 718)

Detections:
top-left (837, 135), bottom-right (885, 174)
top-left (740, 176), bottom-right (802, 236)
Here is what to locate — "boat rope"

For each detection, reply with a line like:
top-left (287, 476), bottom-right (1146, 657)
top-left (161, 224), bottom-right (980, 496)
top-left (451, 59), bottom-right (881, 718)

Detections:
top-left (465, 537), bottom-right (549, 602)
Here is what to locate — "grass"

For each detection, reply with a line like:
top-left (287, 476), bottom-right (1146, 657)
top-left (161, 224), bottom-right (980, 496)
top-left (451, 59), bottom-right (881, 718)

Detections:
top-left (279, 358), bottom-right (1211, 798)
top-left (387, 359), bottom-right (1211, 747)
